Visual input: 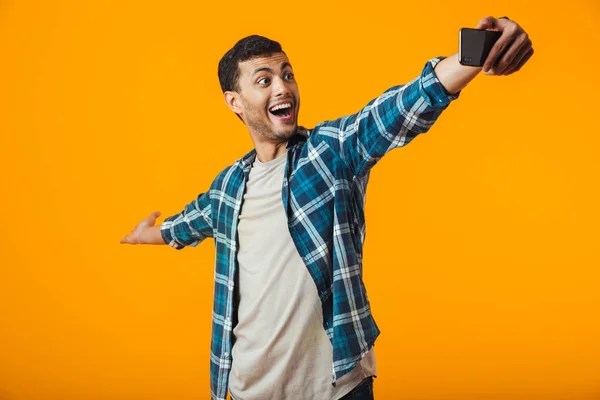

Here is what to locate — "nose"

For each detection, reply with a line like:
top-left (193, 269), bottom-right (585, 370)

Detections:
top-left (271, 76), bottom-right (291, 98)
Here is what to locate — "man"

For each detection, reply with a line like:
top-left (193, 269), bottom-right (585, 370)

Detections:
top-left (121, 16), bottom-right (533, 400)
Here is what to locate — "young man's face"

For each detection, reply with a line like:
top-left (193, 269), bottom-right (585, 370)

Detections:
top-left (233, 52), bottom-right (300, 142)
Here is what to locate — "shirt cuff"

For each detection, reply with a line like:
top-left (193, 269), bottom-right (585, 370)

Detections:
top-left (421, 56), bottom-right (462, 107)
top-left (160, 220), bottom-right (185, 250)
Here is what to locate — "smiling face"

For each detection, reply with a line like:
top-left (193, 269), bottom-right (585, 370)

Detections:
top-left (225, 52), bottom-right (300, 143)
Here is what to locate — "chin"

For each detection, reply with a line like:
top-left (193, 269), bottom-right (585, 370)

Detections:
top-left (277, 125), bottom-right (298, 140)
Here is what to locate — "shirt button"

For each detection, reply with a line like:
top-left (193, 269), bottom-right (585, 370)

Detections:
top-left (224, 352), bottom-right (229, 357)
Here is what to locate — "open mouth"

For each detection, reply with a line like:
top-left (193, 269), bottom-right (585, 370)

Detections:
top-left (269, 102), bottom-right (293, 121)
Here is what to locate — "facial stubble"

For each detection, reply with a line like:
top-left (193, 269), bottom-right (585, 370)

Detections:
top-left (240, 94), bottom-right (298, 142)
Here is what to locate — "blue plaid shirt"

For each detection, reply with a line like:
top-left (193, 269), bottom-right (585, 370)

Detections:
top-left (161, 56), bottom-right (460, 400)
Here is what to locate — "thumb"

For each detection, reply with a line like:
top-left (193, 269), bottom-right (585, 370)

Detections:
top-left (148, 211), bottom-right (162, 226)
top-left (476, 17), bottom-right (494, 30)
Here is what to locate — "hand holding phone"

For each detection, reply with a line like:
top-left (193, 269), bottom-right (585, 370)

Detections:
top-left (458, 28), bottom-right (502, 67)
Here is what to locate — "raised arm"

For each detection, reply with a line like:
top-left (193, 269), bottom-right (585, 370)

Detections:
top-left (313, 55), bottom-right (460, 179)
top-left (313, 17), bottom-right (533, 179)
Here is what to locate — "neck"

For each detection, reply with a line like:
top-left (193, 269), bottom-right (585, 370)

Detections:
top-left (248, 127), bottom-right (296, 162)
top-left (252, 137), bottom-right (289, 163)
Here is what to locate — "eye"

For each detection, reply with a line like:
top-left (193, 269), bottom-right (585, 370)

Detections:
top-left (257, 77), bottom-right (271, 85)
top-left (284, 72), bottom-right (295, 80)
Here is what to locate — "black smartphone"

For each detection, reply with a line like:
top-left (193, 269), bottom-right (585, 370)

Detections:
top-left (459, 28), bottom-right (502, 67)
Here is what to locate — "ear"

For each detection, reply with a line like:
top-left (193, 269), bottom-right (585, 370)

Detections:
top-left (224, 91), bottom-right (243, 115)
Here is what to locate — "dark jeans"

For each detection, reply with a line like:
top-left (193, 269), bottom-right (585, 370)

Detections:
top-left (339, 376), bottom-right (374, 400)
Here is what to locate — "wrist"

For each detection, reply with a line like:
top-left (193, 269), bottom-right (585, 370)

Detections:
top-left (140, 225), bottom-right (164, 245)
top-left (433, 53), bottom-right (480, 95)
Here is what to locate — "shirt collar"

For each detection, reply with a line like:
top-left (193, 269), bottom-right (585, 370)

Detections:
top-left (237, 126), bottom-right (310, 172)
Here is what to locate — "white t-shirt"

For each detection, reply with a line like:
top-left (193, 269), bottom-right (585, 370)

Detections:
top-left (229, 149), bottom-right (376, 400)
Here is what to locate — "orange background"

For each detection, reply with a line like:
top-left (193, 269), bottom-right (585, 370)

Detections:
top-left (1, 1), bottom-right (599, 399)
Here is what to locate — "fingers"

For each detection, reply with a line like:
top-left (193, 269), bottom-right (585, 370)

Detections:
top-left (483, 37), bottom-right (510, 73)
top-left (482, 21), bottom-right (519, 73)
top-left (493, 34), bottom-right (531, 75)
top-left (120, 232), bottom-right (141, 245)
top-left (500, 44), bottom-right (530, 75)
top-left (502, 48), bottom-right (534, 75)
top-left (121, 211), bottom-right (161, 244)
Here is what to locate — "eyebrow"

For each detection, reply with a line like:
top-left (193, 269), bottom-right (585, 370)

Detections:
top-left (252, 62), bottom-right (293, 77)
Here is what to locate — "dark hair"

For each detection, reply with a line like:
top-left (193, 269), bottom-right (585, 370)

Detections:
top-left (218, 35), bottom-right (285, 93)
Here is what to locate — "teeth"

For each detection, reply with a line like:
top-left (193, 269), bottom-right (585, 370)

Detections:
top-left (270, 103), bottom-right (292, 112)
